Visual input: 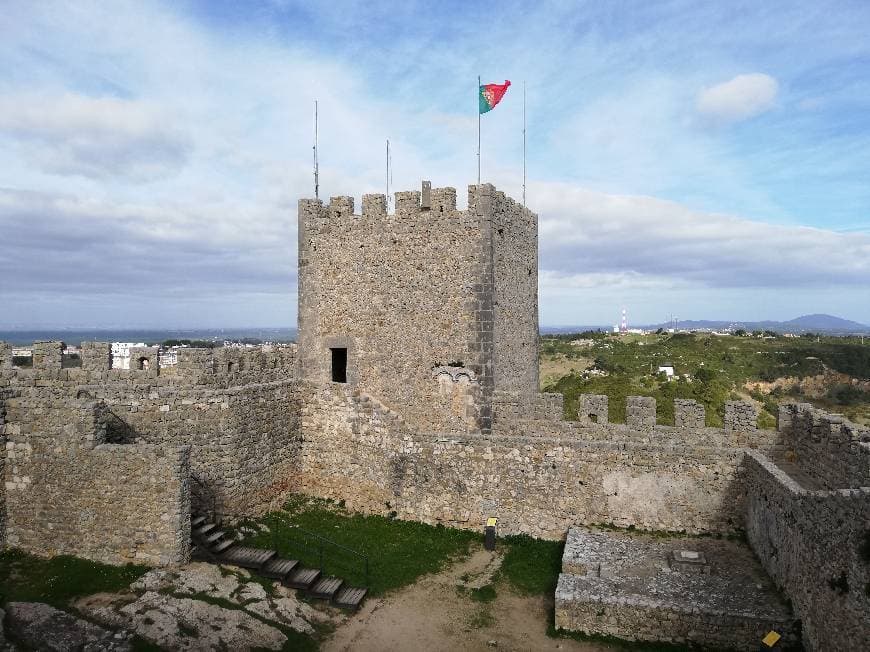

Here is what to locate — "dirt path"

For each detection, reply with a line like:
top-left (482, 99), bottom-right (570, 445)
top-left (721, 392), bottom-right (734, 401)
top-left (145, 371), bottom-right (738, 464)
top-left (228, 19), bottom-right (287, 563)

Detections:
top-left (324, 546), bottom-right (611, 652)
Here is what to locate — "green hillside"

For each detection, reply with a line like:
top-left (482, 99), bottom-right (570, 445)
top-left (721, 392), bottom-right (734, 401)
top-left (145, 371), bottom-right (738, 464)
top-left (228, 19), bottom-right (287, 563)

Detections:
top-left (540, 332), bottom-right (870, 428)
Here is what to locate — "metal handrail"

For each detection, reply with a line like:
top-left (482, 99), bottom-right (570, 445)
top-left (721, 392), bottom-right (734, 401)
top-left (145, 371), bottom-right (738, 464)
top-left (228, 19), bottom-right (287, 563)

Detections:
top-left (271, 518), bottom-right (370, 588)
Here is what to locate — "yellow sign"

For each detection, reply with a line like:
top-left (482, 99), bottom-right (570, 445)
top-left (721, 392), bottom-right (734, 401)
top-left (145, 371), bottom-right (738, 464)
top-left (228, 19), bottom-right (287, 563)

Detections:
top-left (761, 631), bottom-right (781, 647)
top-left (486, 517), bottom-right (498, 527)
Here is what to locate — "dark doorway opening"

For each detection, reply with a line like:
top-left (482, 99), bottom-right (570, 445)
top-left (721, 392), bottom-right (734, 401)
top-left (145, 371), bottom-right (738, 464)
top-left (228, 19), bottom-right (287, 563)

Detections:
top-left (331, 347), bottom-right (348, 383)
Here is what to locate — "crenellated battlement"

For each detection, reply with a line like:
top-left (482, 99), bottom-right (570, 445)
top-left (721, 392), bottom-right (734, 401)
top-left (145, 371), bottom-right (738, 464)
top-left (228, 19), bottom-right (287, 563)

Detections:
top-left (776, 402), bottom-right (870, 489)
top-left (298, 182), bottom-right (534, 233)
top-left (0, 340), bottom-right (296, 388)
top-left (576, 394), bottom-right (758, 432)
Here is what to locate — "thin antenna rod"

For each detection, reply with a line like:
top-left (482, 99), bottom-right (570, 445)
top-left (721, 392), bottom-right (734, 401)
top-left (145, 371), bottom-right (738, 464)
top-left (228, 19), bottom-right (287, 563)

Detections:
top-left (522, 80), bottom-right (526, 206)
top-left (386, 139), bottom-right (390, 210)
top-left (313, 100), bottom-right (319, 200)
top-left (477, 75), bottom-right (481, 185)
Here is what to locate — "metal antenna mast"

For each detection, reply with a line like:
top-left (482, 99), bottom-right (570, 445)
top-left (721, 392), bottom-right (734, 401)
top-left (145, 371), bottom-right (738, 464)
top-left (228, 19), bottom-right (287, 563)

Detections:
top-left (477, 75), bottom-right (481, 185)
top-left (522, 80), bottom-right (526, 206)
top-left (386, 139), bottom-right (392, 211)
top-left (313, 100), bottom-right (319, 200)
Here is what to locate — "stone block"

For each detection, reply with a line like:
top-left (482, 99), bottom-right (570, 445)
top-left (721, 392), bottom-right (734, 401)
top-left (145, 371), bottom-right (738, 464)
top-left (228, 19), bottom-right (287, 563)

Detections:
top-left (724, 401), bottom-right (757, 432)
top-left (362, 193), bottom-right (386, 218)
top-left (626, 396), bottom-right (656, 430)
top-left (328, 195), bottom-right (354, 219)
top-left (578, 394), bottom-right (608, 425)
top-left (674, 399), bottom-right (705, 428)
top-left (31, 341), bottom-right (63, 371)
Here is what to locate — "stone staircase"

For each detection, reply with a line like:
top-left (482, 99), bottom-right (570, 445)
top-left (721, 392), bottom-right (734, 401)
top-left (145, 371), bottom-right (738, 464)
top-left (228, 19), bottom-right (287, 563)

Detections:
top-left (190, 514), bottom-right (368, 610)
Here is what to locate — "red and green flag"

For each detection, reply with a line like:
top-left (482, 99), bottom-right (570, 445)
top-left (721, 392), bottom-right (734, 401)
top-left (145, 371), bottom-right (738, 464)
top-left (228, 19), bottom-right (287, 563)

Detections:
top-left (479, 80), bottom-right (511, 114)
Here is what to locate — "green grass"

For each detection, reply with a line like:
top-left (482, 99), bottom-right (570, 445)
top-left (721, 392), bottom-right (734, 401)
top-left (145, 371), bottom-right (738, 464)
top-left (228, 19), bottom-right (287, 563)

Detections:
top-left (469, 584), bottom-right (497, 602)
top-left (0, 548), bottom-right (148, 607)
top-left (498, 534), bottom-right (564, 595)
top-left (241, 496), bottom-right (478, 596)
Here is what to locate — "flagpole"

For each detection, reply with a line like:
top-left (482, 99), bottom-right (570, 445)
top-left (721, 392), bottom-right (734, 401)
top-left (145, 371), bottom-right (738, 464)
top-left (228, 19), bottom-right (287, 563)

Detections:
top-left (477, 75), bottom-right (481, 185)
top-left (522, 80), bottom-right (526, 206)
top-left (386, 139), bottom-right (390, 210)
top-left (313, 100), bottom-right (319, 200)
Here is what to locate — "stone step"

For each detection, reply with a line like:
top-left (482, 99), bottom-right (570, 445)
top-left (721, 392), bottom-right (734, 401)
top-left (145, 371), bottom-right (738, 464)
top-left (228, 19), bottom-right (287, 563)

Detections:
top-left (260, 558), bottom-right (299, 580)
top-left (194, 523), bottom-right (217, 537)
top-left (211, 539), bottom-right (235, 554)
top-left (309, 576), bottom-right (343, 600)
top-left (285, 566), bottom-right (321, 590)
top-left (219, 546), bottom-right (277, 570)
top-left (204, 530), bottom-right (226, 544)
top-left (191, 515), bottom-right (207, 529)
top-left (333, 586), bottom-right (368, 610)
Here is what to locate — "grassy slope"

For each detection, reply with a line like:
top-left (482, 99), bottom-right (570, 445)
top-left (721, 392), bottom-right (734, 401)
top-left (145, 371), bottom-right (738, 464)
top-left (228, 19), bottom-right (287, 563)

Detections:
top-left (542, 332), bottom-right (870, 426)
top-left (240, 496), bottom-right (479, 596)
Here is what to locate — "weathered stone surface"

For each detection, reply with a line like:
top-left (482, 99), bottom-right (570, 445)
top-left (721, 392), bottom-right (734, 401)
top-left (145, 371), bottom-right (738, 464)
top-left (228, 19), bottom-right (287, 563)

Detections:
top-left (555, 529), bottom-right (797, 649)
top-left (84, 591), bottom-right (287, 651)
top-left (131, 563), bottom-right (246, 601)
top-left (674, 399), bottom-right (705, 428)
top-left (5, 602), bottom-right (131, 651)
top-left (98, 562), bottom-right (322, 636)
top-left (297, 184), bottom-right (537, 435)
top-left (744, 450), bottom-right (870, 650)
top-left (625, 396), bottom-right (656, 430)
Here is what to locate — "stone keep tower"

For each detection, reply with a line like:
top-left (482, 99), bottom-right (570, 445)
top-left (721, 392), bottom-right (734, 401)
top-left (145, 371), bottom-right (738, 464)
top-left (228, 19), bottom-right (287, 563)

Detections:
top-left (297, 182), bottom-right (539, 434)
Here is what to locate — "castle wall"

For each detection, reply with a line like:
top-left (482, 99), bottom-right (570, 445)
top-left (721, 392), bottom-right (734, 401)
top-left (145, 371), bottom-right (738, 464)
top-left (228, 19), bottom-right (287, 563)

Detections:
top-left (2, 397), bottom-right (190, 566)
top-left (776, 402), bottom-right (870, 489)
top-left (297, 190), bottom-right (486, 433)
top-left (296, 384), bottom-right (750, 537)
top-left (744, 450), bottom-right (870, 650)
top-left (0, 341), bottom-right (302, 519)
top-left (297, 184), bottom-right (539, 434)
top-left (491, 191), bottom-right (539, 394)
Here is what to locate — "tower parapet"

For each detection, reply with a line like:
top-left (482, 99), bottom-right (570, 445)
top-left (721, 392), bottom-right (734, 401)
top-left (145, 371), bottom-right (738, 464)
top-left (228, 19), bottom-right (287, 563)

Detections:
top-left (297, 180), bottom-right (538, 434)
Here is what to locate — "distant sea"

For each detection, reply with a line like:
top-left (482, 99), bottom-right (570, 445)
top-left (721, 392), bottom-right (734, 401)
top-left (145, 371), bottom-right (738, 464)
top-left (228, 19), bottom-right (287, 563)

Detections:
top-left (0, 327), bottom-right (297, 346)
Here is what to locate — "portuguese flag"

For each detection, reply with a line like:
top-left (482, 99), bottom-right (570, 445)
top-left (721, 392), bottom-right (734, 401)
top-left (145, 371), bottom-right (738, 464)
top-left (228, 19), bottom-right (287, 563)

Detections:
top-left (479, 80), bottom-right (511, 114)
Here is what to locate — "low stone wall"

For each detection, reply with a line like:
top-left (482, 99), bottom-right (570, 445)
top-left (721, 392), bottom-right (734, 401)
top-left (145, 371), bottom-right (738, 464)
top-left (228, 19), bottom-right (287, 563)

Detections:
top-left (3, 398), bottom-right (190, 566)
top-left (776, 402), bottom-right (870, 489)
top-left (556, 575), bottom-right (794, 650)
top-left (1, 340), bottom-right (297, 389)
top-left (77, 380), bottom-right (302, 518)
top-left (297, 384), bottom-right (748, 537)
top-left (554, 528), bottom-right (797, 650)
top-left (492, 391), bottom-right (563, 423)
top-left (744, 451), bottom-right (870, 650)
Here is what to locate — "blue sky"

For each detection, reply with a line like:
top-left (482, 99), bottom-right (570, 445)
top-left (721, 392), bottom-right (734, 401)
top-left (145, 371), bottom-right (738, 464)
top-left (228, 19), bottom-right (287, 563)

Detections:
top-left (1, 0), bottom-right (869, 328)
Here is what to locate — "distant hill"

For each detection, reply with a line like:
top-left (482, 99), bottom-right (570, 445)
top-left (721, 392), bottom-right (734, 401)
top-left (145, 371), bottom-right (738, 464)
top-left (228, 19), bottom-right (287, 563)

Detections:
top-left (646, 313), bottom-right (869, 334)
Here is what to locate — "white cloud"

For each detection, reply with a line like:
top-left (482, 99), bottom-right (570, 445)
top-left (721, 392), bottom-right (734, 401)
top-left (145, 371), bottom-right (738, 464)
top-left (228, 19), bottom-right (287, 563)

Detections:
top-left (696, 73), bottom-right (778, 124)
top-left (0, 94), bottom-right (191, 180)
top-left (533, 181), bottom-right (870, 289)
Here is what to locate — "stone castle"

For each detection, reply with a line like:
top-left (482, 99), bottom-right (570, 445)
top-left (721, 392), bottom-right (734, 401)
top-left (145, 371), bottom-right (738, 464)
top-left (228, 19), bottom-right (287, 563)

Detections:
top-left (1, 183), bottom-right (868, 649)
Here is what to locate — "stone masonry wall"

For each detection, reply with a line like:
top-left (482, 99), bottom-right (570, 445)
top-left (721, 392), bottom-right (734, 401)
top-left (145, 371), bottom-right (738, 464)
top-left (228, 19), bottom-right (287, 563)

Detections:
top-left (777, 402), bottom-right (870, 489)
top-left (744, 450), bottom-right (870, 650)
top-left (296, 384), bottom-right (748, 537)
top-left (297, 184), bottom-right (539, 435)
top-left (491, 190), bottom-right (539, 394)
top-left (297, 191), bottom-right (485, 433)
top-left (3, 397), bottom-right (190, 566)
top-left (0, 341), bottom-right (302, 520)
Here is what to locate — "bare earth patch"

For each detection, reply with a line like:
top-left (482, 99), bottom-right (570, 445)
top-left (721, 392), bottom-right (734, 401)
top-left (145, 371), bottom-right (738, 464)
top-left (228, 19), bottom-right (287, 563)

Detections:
top-left (325, 545), bottom-right (611, 652)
